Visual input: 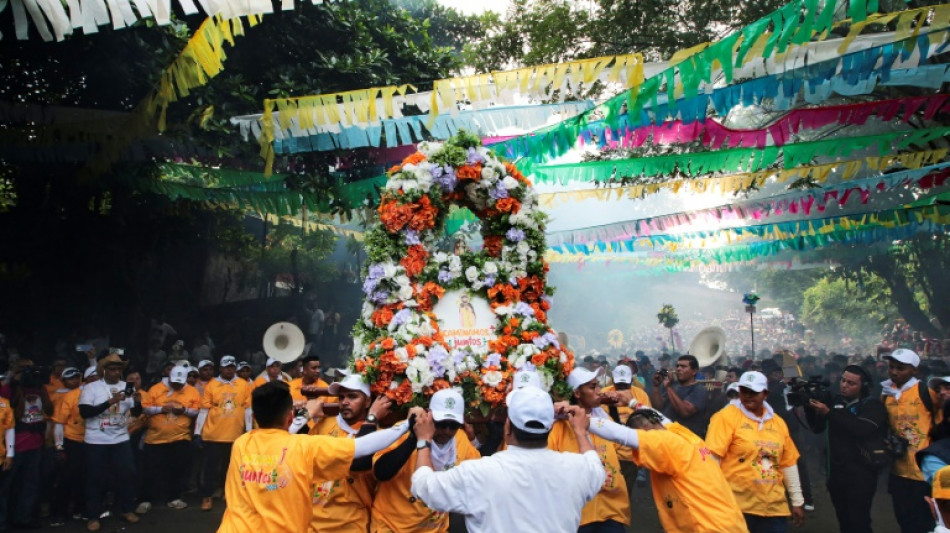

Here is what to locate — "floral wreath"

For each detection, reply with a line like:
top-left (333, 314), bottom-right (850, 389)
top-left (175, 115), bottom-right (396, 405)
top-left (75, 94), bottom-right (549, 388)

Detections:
top-left (350, 131), bottom-right (575, 415)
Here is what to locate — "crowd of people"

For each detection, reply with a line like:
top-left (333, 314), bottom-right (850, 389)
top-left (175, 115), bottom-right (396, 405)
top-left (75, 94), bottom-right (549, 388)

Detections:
top-left (2, 322), bottom-right (950, 533)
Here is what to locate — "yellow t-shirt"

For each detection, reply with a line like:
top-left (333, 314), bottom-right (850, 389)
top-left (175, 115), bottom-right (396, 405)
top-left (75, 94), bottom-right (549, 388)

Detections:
top-left (885, 381), bottom-right (939, 480)
top-left (601, 385), bottom-right (651, 463)
top-left (289, 378), bottom-right (335, 403)
top-left (548, 418), bottom-right (631, 526)
top-left (144, 382), bottom-right (202, 445)
top-left (52, 387), bottom-right (85, 443)
top-left (217, 428), bottom-right (356, 533)
top-left (371, 432), bottom-right (480, 532)
top-left (0, 397), bottom-right (14, 457)
top-left (632, 423), bottom-right (747, 533)
top-left (201, 378), bottom-right (251, 443)
top-left (309, 416), bottom-right (376, 533)
top-left (705, 404), bottom-right (799, 517)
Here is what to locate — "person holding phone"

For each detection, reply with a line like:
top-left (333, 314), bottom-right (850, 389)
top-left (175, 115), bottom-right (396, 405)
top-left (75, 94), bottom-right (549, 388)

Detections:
top-left (77, 353), bottom-right (142, 532)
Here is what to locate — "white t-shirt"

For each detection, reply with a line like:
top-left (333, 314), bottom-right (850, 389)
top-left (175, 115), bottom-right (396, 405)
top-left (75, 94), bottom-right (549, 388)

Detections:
top-left (79, 380), bottom-right (135, 445)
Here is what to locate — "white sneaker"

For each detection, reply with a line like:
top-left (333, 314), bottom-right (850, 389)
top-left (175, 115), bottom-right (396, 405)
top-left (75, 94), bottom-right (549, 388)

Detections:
top-left (135, 502), bottom-right (152, 514)
top-left (803, 504), bottom-right (815, 512)
top-left (167, 499), bottom-right (188, 510)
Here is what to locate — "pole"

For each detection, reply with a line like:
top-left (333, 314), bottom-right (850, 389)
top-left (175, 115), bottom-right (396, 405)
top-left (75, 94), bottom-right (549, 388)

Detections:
top-left (749, 312), bottom-right (755, 355)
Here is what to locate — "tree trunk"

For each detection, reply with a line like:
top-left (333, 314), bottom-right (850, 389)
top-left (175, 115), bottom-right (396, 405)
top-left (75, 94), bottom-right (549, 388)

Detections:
top-left (867, 255), bottom-right (941, 337)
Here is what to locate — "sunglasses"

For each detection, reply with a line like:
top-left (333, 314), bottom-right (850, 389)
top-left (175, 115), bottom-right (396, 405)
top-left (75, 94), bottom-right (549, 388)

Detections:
top-left (434, 420), bottom-right (462, 431)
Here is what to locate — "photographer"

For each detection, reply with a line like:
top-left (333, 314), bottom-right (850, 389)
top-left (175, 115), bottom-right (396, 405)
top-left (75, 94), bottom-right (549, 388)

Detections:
top-left (8, 359), bottom-right (53, 529)
top-left (650, 355), bottom-right (709, 438)
top-left (805, 365), bottom-right (887, 533)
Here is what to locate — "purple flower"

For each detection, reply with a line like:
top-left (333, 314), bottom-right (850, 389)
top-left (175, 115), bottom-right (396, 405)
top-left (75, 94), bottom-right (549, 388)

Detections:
top-left (489, 182), bottom-right (509, 200)
top-left (362, 277), bottom-right (380, 296)
top-left (438, 270), bottom-right (454, 283)
top-left (391, 309), bottom-right (413, 327)
top-left (434, 165), bottom-right (457, 192)
top-left (404, 229), bottom-right (421, 246)
top-left (483, 352), bottom-right (502, 368)
top-left (371, 290), bottom-right (390, 304)
top-left (506, 228), bottom-right (525, 242)
top-left (484, 274), bottom-right (496, 286)
top-left (533, 332), bottom-right (559, 349)
top-left (368, 264), bottom-right (385, 280)
top-left (509, 276), bottom-right (519, 286)
top-left (514, 302), bottom-right (535, 317)
top-left (466, 147), bottom-right (486, 165)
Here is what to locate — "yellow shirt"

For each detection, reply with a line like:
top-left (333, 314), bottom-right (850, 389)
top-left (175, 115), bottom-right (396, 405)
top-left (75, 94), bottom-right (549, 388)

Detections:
top-left (632, 423), bottom-right (747, 533)
top-left (201, 378), bottom-right (251, 443)
top-left (309, 416), bottom-right (376, 533)
top-left (0, 397), bottom-right (13, 457)
top-left (144, 382), bottom-right (201, 445)
top-left (371, 432), bottom-right (480, 532)
top-left (548, 418), bottom-right (631, 526)
top-left (601, 386), bottom-right (651, 463)
top-left (289, 377), bottom-right (335, 403)
top-left (885, 381), bottom-right (939, 480)
top-left (706, 404), bottom-right (799, 517)
top-left (52, 387), bottom-right (85, 443)
top-left (217, 428), bottom-right (356, 533)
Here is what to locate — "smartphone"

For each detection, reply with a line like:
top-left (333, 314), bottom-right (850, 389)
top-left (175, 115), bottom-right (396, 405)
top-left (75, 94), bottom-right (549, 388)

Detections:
top-left (124, 383), bottom-right (136, 397)
top-left (75, 344), bottom-right (93, 352)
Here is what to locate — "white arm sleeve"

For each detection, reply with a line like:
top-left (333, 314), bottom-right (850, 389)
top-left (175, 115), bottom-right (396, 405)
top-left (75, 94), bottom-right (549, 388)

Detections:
top-left (184, 408), bottom-right (199, 418)
top-left (54, 424), bottom-right (64, 447)
top-left (781, 465), bottom-right (804, 507)
top-left (245, 409), bottom-right (253, 432)
top-left (288, 415), bottom-right (309, 434)
top-left (589, 417), bottom-right (640, 449)
top-left (143, 406), bottom-right (163, 416)
top-left (5, 428), bottom-right (13, 458)
top-left (194, 408), bottom-right (209, 436)
top-left (353, 422), bottom-right (410, 458)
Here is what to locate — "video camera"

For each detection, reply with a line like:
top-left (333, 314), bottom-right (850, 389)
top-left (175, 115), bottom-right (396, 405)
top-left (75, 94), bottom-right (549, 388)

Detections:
top-left (787, 376), bottom-right (833, 407)
top-left (19, 366), bottom-right (52, 389)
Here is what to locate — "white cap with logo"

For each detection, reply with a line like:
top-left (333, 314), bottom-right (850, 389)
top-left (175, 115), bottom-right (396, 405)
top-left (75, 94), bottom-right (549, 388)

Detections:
top-left (169, 366), bottom-right (188, 384)
top-left (328, 374), bottom-right (371, 397)
top-left (506, 386), bottom-right (554, 433)
top-left (219, 355), bottom-right (237, 367)
top-left (885, 348), bottom-right (920, 368)
top-left (198, 359), bottom-right (214, 369)
top-left (83, 367), bottom-right (98, 380)
top-left (265, 357), bottom-right (281, 367)
top-left (611, 365), bottom-right (633, 385)
top-left (567, 367), bottom-right (603, 390)
top-left (737, 371), bottom-right (768, 392)
top-left (512, 370), bottom-right (543, 390)
top-left (430, 389), bottom-right (464, 423)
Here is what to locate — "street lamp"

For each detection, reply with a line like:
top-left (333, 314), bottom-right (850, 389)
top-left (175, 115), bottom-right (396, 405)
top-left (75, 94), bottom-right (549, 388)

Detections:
top-left (743, 292), bottom-right (760, 355)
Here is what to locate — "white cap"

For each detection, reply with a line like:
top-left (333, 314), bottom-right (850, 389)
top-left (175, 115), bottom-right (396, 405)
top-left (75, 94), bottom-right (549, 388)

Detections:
top-left (726, 382), bottom-right (740, 395)
top-left (737, 371), bottom-right (768, 393)
top-left (169, 366), bottom-right (188, 384)
top-left (237, 361), bottom-right (251, 371)
top-left (430, 389), bottom-right (464, 423)
top-left (328, 374), bottom-right (371, 397)
top-left (512, 370), bottom-right (542, 390)
top-left (611, 365), bottom-right (633, 384)
top-left (61, 367), bottom-right (81, 380)
top-left (506, 386), bottom-right (554, 434)
top-left (929, 376), bottom-right (950, 389)
top-left (198, 359), bottom-right (214, 369)
top-left (265, 357), bottom-right (281, 367)
top-left (885, 348), bottom-right (920, 368)
top-left (219, 355), bottom-right (237, 367)
top-left (567, 367), bottom-right (603, 390)
top-left (83, 367), bottom-right (97, 379)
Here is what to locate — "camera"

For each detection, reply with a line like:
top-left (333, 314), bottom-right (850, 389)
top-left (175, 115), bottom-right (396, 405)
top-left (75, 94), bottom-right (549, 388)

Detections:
top-left (788, 376), bottom-right (833, 407)
top-left (124, 383), bottom-right (136, 397)
top-left (656, 368), bottom-right (670, 379)
top-left (20, 365), bottom-right (52, 389)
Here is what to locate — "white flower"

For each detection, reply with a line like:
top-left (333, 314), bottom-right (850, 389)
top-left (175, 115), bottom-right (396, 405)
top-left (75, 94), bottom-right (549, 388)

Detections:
top-left (516, 241), bottom-right (531, 255)
top-left (494, 305), bottom-right (512, 316)
top-left (385, 179), bottom-right (403, 192)
top-left (509, 344), bottom-right (539, 369)
top-left (465, 183), bottom-right (482, 206)
top-left (406, 357), bottom-right (434, 393)
top-left (483, 261), bottom-right (498, 275)
top-left (395, 275), bottom-right (411, 287)
top-left (448, 256), bottom-right (462, 273)
top-left (434, 252), bottom-right (448, 264)
top-left (465, 266), bottom-right (479, 283)
top-left (502, 176), bottom-right (520, 190)
top-left (538, 371), bottom-right (554, 392)
top-left (482, 370), bottom-right (504, 388)
top-left (401, 180), bottom-right (418, 193)
top-left (481, 166), bottom-right (500, 181)
top-left (382, 262), bottom-right (398, 279)
top-left (398, 285), bottom-right (414, 301)
top-left (393, 347), bottom-right (409, 362)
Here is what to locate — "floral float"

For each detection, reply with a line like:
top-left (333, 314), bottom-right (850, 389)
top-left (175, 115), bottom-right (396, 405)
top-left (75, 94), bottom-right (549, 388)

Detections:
top-left (350, 131), bottom-right (575, 415)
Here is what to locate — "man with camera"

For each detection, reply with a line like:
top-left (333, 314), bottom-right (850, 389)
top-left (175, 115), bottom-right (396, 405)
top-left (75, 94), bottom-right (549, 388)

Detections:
top-left (650, 355), bottom-right (709, 438)
top-left (804, 365), bottom-right (887, 533)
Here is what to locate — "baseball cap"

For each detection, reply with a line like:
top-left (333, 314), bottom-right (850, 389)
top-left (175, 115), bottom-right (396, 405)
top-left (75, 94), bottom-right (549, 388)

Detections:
top-left (506, 386), bottom-right (554, 434)
top-left (83, 367), bottom-right (97, 380)
top-left (567, 367), bottom-right (603, 390)
top-left (430, 389), bottom-right (464, 423)
top-left (512, 370), bottom-right (542, 390)
top-left (328, 374), bottom-right (371, 397)
top-left (884, 348), bottom-right (920, 368)
top-left (61, 367), bottom-right (81, 380)
top-left (935, 465), bottom-right (950, 499)
top-left (198, 359), bottom-right (214, 369)
top-left (737, 371), bottom-right (768, 393)
top-left (265, 357), bottom-right (281, 367)
top-left (169, 366), bottom-right (188, 384)
top-left (219, 355), bottom-right (237, 367)
top-left (726, 382), bottom-right (740, 395)
top-left (930, 376), bottom-right (950, 390)
top-left (237, 361), bottom-right (251, 371)
top-left (611, 365), bottom-right (633, 385)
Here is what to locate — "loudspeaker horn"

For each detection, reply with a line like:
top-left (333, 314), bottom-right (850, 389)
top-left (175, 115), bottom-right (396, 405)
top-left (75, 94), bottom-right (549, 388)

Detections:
top-left (688, 326), bottom-right (727, 369)
top-left (263, 322), bottom-right (306, 363)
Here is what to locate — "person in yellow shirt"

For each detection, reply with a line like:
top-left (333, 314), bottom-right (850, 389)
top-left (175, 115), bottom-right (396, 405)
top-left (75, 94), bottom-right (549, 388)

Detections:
top-left (309, 373), bottom-right (394, 532)
top-left (216, 381), bottom-right (412, 533)
top-left (371, 389), bottom-right (481, 533)
top-left (139, 366), bottom-right (200, 512)
top-left (0, 392), bottom-right (15, 530)
top-left (881, 348), bottom-right (939, 533)
top-left (706, 371), bottom-right (804, 533)
top-left (289, 354), bottom-right (332, 404)
top-left (549, 367), bottom-right (630, 533)
top-left (194, 355), bottom-right (252, 511)
top-left (601, 363), bottom-right (650, 500)
top-left (584, 403), bottom-right (748, 533)
top-left (196, 360), bottom-right (215, 398)
top-left (49, 367), bottom-right (83, 526)
top-left (251, 358), bottom-right (287, 392)
top-left (237, 361), bottom-right (253, 383)
top-left (44, 358), bottom-right (67, 399)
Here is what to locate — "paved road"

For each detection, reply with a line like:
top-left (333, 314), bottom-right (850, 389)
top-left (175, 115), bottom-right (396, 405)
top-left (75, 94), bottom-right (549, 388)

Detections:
top-left (26, 470), bottom-right (901, 533)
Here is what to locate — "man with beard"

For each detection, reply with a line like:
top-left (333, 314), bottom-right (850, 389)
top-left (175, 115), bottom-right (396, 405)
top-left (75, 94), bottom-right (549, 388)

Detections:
top-left (371, 389), bottom-right (480, 533)
top-left (650, 355), bottom-right (709, 438)
top-left (308, 374), bottom-right (393, 532)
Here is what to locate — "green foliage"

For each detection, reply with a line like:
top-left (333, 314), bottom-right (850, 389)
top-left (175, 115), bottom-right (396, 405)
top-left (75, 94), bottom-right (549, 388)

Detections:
top-left (657, 304), bottom-right (680, 329)
top-left (800, 275), bottom-right (898, 341)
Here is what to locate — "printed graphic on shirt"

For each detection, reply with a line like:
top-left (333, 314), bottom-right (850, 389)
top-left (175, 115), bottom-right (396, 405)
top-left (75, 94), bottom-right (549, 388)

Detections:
top-left (22, 397), bottom-right (43, 424)
top-left (219, 393), bottom-right (237, 416)
top-left (312, 479), bottom-right (337, 505)
top-left (896, 415), bottom-right (925, 448)
top-left (752, 441), bottom-right (781, 482)
top-left (597, 442), bottom-right (621, 491)
top-left (238, 448), bottom-right (293, 492)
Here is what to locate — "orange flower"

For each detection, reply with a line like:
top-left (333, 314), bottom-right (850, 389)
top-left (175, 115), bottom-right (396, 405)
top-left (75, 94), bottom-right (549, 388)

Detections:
top-left (408, 195), bottom-right (438, 231)
top-left (457, 163), bottom-right (483, 181)
top-left (531, 352), bottom-right (548, 367)
top-left (379, 200), bottom-right (413, 233)
top-left (521, 330), bottom-right (540, 342)
top-left (508, 318), bottom-right (521, 329)
top-left (389, 379), bottom-right (414, 404)
top-left (518, 276), bottom-right (544, 303)
top-left (482, 384), bottom-right (507, 405)
top-left (372, 374), bottom-right (392, 395)
top-left (372, 307), bottom-right (394, 327)
top-left (406, 344), bottom-right (417, 358)
top-left (415, 282), bottom-right (446, 312)
top-left (430, 379), bottom-right (451, 392)
top-left (402, 152), bottom-right (427, 166)
top-left (381, 338), bottom-right (395, 351)
top-left (388, 165), bottom-right (402, 175)
top-left (401, 245), bottom-right (429, 278)
top-left (354, 358), bottom-right (368, 373)
top-left (487, 283), bottom-right (521, 307)
top-left (483, 235), bottom-right (503, 257)
top-left (504, 163), bottom-right (531, 185)
top-left (494, 197), bottom-right (520, 214)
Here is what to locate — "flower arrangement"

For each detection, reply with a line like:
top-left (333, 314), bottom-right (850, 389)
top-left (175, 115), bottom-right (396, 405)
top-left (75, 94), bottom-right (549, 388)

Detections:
top-left (742, 292), bottom-right (760, 307)
top-left (657, 304), bottom-right (679, 330)
top-left (351, 131), bottom-right (575, 415)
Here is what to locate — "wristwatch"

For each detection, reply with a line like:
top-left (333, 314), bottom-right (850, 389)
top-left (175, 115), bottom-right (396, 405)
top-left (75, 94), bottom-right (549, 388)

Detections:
top-left (415, 439), bottom-right (431, 450)
top-left (365, 414), bottom-right (378, 425)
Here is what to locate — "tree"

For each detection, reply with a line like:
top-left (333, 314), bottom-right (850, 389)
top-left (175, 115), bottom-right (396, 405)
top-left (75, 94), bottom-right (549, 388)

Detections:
top-left (800, 274), bottom-right (898, 343)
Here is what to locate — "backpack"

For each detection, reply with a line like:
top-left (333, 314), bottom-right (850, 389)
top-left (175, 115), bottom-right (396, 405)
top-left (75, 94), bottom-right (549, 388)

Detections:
top-left (865, 381), bottom-right (937, 469)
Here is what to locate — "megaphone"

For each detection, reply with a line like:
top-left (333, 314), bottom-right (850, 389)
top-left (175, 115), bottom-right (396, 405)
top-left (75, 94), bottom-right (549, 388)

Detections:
top-left (263, 322), bottom-right (306, 364)
top-left (688, 326), bottom-right (726, 369)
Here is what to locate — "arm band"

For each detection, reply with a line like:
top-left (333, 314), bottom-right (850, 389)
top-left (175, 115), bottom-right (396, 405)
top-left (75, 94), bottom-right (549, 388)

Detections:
top-left (194, 409), bottom-right (209, 436)
top-left (781, 465), bottom-right (804, 507)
